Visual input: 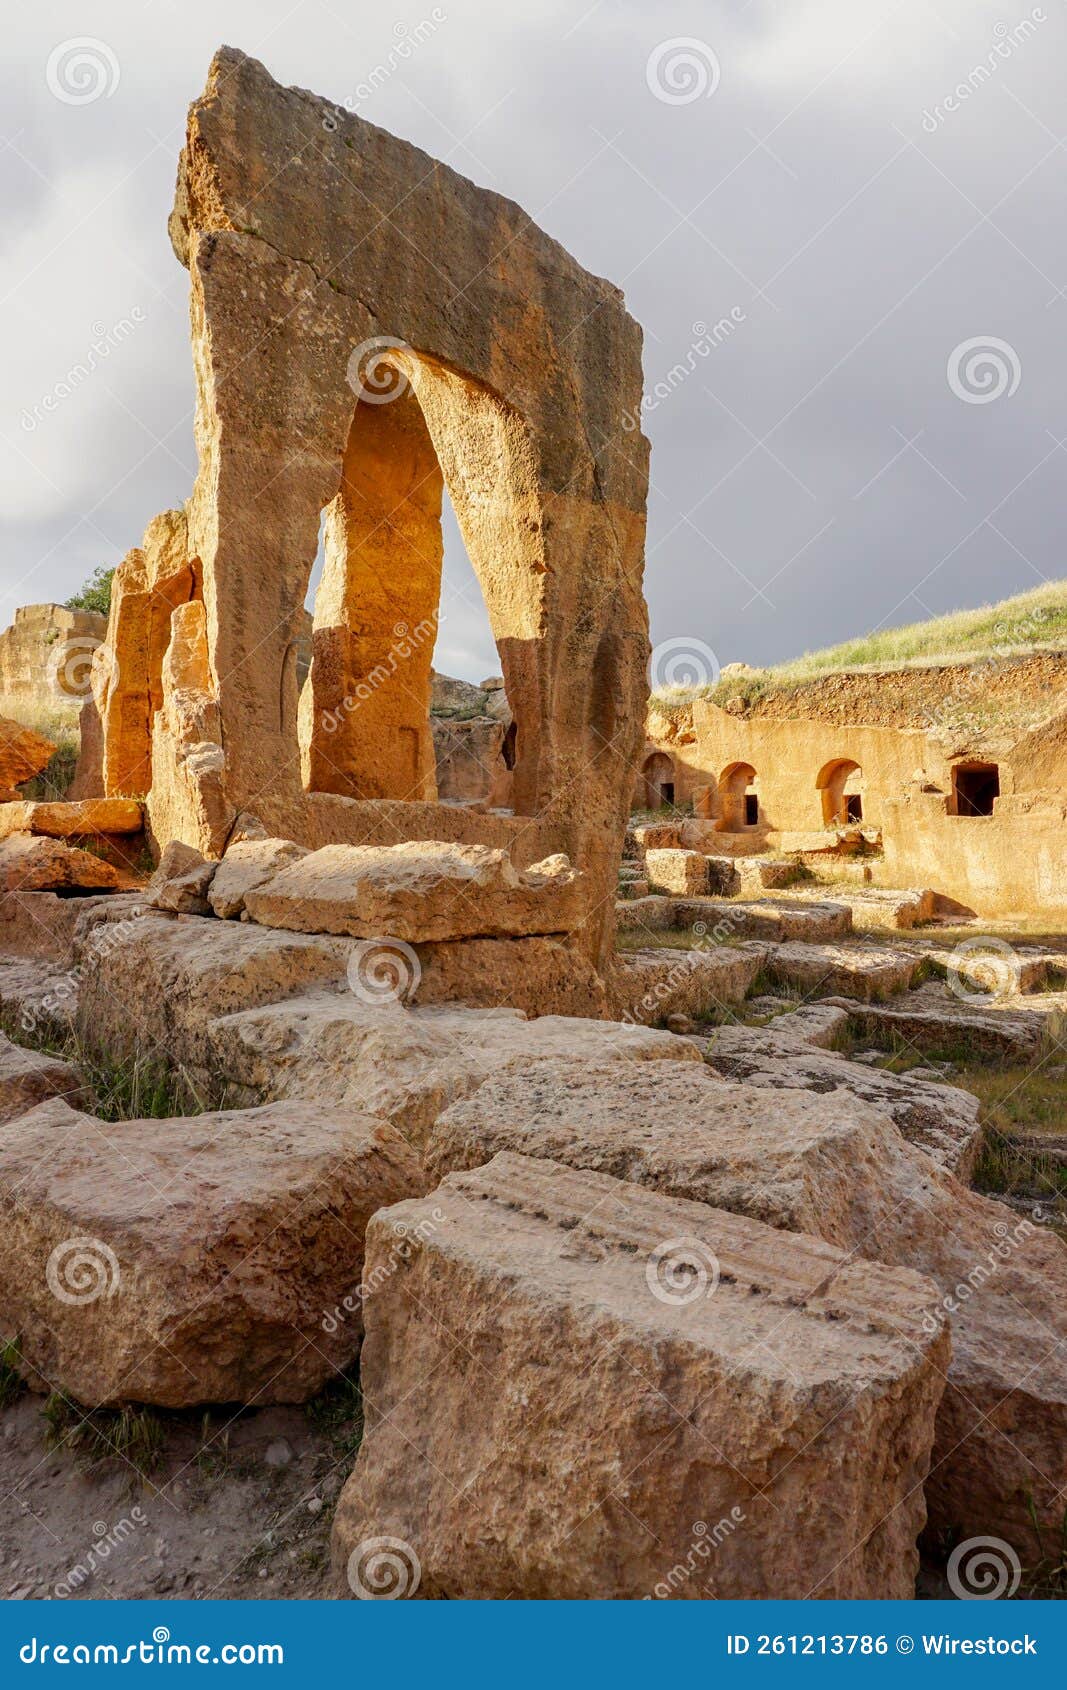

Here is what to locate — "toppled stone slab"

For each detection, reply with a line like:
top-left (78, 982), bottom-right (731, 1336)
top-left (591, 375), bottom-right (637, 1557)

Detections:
top-left (332, 1153), bottom-right (947, 1599)
top-left (0, 1031), bottom-right (85, 1124)
top-left (612, 943), bottom-right (766, 1025)
top-left (0, 717), bottom-right (54, 801)
top-left (209, 837), bottom-right (308, 920)
top-left (0, 1098), bottom-right (423, 1407)
top-left (615, 895), bottom-right (675, 933)
top-left (75, 913), bottom-right (357, 1070)
top-left (733, 855), bottom-right (805, 893)
top-left (424, 1074), bottom-right (1067, 1556)
top-left (920, 945), bottom-right (1067, 997)
top-left (210, 993), bottom-right (698, 1148)
top-left (1, 799), bottom-right (144, 839)
top-left (767, 941), bottom-right (919, 1002)
top-left (643, 848), bottom-right (708, 896)
top-left (707, 1016), bottom-right (983, 1176)
top-left (244, 842), bottom-right (582, 942)
top-left (677, 898), bottom-right (853, 944)
top-left (833, 982), bottom-right (1050, 1061)
top-left (837, 888), bottom-right (936, 931)
top-left (0, 835), bottom-right (121, 895)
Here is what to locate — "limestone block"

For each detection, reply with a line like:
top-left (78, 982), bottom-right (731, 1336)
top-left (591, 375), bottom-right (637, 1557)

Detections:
top-left (422, 1064), bottom-right (1067, 1557)
top-left (767, 941), bottom-right (920, 1001)
top-left (0, 1098), bottom-right (424, 1407)
top-left (244, 841), bottom-right (583, 942)
top-left (409, 936), bottom-right (610, 1018)
top-left (644, 848), bottom-right (709, 896)
top-left (21, 799), bottom-right (144, 838)
top-left (0, 836), bottom-right (120, 894)
top-left (209, 837), bottom-right (309, 920)
top-left (332, 1153), bottom-right (947, 1599)
top-left (0, 1031), bottom-right (85, 1124)
top-left (611, 943), bottom-right (766, 1025)
top-left (675, 898), bottom-right (854, 945)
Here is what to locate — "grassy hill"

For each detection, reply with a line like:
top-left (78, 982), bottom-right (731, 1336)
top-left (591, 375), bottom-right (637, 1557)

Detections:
top-left (655, 580), bottom-right (1067, 711)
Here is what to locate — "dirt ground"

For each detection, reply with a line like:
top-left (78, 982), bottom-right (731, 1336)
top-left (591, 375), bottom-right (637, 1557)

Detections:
top-left (0, 1388), bottom-right (360, 1600)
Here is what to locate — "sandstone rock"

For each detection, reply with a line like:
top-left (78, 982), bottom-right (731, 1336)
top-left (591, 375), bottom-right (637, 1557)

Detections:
top-left (244, 841), bottom-right (582, 942)
top-left (612, 943), bottom-right (766, 1025)
top-left (835, 982), bottom-right (1049, 1061)
top-left (631, 824), bottom-right (681, 852)
top-left (409, 936), bottom-right (610, 1019)
top-left (209, 837), bottom-right (308, 920)
top-left (838, 888), bottom-right (936, 931)
top-left (146, 840), bottom-right (217, 916)
top-left (209, 992), bottom-right (698, 1146)
top-left (0, 1098), bottom-right (423, 1407)
top-left (429, 672), bottom-right (487, 714)
top-left (636, 897), bottom-right (854, 945)
top-left (733, 855), bottom-right (804, 892)
top-left (0, 1032), bottom-right (85, 1124)
top-left (0, 836), bottom-right (120, 895)
top-left (767, 941), bottom-right (919, 1001)
top-left (424, 1064), bottom-right (1064, 1556)
top-left (0, 606), bottom-right (107, 709)
top-left (644, 848), bottom-right (709, 896)
top-left (75, 913), bottom-right (356, 1070)
top-left (332, 1153), bottom-right (947, 1599)
top-left (707, 1016), bottom-right (983, 1176)
top-left (0, 956), bottom-right (83, 1045)
top-left (18, 799), bottom-right (144, 838)
top-left (0, 717), bottom-right (55, 800)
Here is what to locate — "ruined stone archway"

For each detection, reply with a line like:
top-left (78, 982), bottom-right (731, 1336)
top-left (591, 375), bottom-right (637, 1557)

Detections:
top-left (719, 761), bottom-right (759, 830)
top-left (816, 758), bottom-right (864, 827)
top-left (129, 47), bottom-right (650, 968)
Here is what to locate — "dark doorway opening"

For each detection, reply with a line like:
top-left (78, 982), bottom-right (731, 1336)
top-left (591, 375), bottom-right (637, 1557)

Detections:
top-left (953, 762), bottom-right (999, 817)
top-left (845, 793), bottom-right (863, 823)
top-left (744, 792), bottom-right (759, 827)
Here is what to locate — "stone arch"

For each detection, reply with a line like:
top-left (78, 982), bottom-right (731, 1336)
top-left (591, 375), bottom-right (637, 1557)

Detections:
top-left (719, 761), bottom-right (759, 830)
top-left (816, 758), bottom-right (864, 826)
top-left (161, 47), bottom-right (650, 968)
top-left (639, 751), bottom-right (675, 809)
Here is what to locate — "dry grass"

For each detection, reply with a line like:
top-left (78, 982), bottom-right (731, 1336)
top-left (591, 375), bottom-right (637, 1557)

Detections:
top-left (652, 579), bottom-right (1067, 711)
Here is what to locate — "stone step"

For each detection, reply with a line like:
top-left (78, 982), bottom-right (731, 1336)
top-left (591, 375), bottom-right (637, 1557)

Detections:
top-left (331, 1151), bottom-right (946, 1600)
top-left (611, 942), bottom-right (767, 1026)
top-left (766, 940), bottom-right (921, 1002)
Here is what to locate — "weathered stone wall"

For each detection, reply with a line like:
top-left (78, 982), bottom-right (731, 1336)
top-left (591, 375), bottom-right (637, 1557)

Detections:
top-left (0, 604), bottom-right (107, 710)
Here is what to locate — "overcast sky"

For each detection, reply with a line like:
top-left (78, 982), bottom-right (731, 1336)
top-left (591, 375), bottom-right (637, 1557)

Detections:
top-left (3, 0), bottom-right (1065, 681)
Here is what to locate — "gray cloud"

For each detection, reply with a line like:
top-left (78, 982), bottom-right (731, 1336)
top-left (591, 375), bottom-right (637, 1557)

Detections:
top-left (2, 0), bottom-right (1063, 677)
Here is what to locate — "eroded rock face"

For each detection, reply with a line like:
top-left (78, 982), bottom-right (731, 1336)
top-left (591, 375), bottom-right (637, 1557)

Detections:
top-left (331, 1153), bottom-right (947, 1599)
top-left (0, 1098), bottom-right (423, 1407)
top-left (422, 1061), bottom-right (1066, 1556)
top-left (611, 943), bottom-right (767, 1025)
top-left (243, 841), bottom-right (583, 942)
